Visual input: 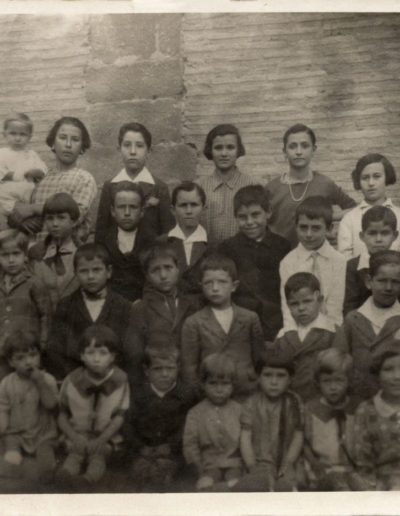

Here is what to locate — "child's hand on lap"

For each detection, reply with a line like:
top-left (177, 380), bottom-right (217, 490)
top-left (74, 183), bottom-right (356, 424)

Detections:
top-left (86, 437), bottom-right (107, 456)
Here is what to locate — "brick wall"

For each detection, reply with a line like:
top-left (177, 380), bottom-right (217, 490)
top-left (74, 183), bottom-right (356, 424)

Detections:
top-left (182, 13), bottom-right (400, 204)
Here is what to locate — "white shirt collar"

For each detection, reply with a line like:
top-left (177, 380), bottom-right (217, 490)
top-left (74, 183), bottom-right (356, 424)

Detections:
top-left (373, 391), bottom-right (400, 418)
top-left (358, 297), bottom-right (400, 332)
top-left (150, 382), bottom-right (177, 398)
top-left (278, 312), bottom-right (335, 338)
top-left (111, 166), bottom-right (155, 185)
top-left (281, 170), bottom-right (314, 185)
top-left (117, 227), bottom-right (137, 254)
top-left (359, 198), bottom-right (394, 210)
top-left (43, 237), bottom-right (76, 259)
top-left (297, 239), bottom-right (332, 259)
top-left (357, 251), bottom-right (371, 270)
top-left (168, 224), bottom-right (207, 243)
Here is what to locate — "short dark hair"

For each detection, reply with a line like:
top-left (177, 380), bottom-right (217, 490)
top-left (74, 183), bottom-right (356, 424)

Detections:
top-left (143, 345), bottom-right (179, 369)
top-left (79, 325), bottom-right (120, 355)
top-left (46, 116), bottom-right (91, 154)
top-left (351, 153), bottom-right (396, 190)
top-left (203, 124), bottom-right (245, 161)
top-left (370, 350), bottom-right (400, 376)
top-left (171, 181), bottom-right (206, 206)
top-left (4, 329), bottom-right (40, 361)
top-left (110, 181), bottom-right (145, 207)
top-left (233, 185), bottom-right (270, 216)
top-left (74, 243), bottom-right (111, 270)
top-left (200, 254), bottom-right (237, 282)
top-left (369, 250), bottom-right (400, 278)
top-left (284, 272), bottom-right (320, 301)
top-left (4, 113), bottom-right (33, 134)
top-left (43, 193), bottom-right (80, 222)
top-left (199, 352), bottom-right (236, 384)
top-left (295, 196), bottom-right (333, 228)
top-left (361, 205), bottom-right (397, 233)
top-left (140, 242), bottom-right (178, 274)
top-left (118, 122), bottom-right (152, 149)
top-left (283, 123), bottom-right (316, 149)
top-left (255, 352), bottom-right (295, 376)
top-left (0, 229), bottom-right (29, 254)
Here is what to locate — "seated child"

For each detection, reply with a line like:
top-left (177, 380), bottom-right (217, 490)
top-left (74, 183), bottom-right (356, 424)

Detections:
top-left (0, 330), bottom-right (58, 482)
top-left (96, 181), bottom-right (153, 302)
top-left (271, 272), bottom-right (336, 401)
top-left (47, 243), bottom-right (133, 380)
top-left (181, 254), bottom-right (264, 397)
top-left (344, 205), bottom-right (398, 315)
top-left (304, 348), bottom-right (367, 491)
top-left (128, 346), bottom-right (195, 492)
top-left (219, 184), bottom-right (291, 341)
top-left (0, 113), bottom-right (47, 229)
top-left (29, 192), bottom-right (81, 309)
top-left (183, 353), bottom-right (243, 491)
top-left (0, 229), bottom-right (51, 380)
top-left (354, 343), bottom-right (400, 490)
top-left (280, 196), bottom-right (346, 327)
top-left (57, 325), bottom-right (129, 487)
top-left (233, 355), bottom-right (304, 492)
top-left (158, 181), bottom-right (208, 295)
top-left (126, 243), bottom-right (201, 389)
top-left (334, 250), bottom-right (400, 400)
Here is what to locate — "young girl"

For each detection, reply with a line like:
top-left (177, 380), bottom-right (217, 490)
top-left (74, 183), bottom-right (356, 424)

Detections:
top-left (95, 122), bottom-right (174, 245)
top-left (183, 353), bottom-right (243, 491)
top-left (338, 153), bottom-right (400, 259)
top-left (197, 124), bottom-right (255, 243)
top-left (334, 250), bottom-right (400, 400)
top-left (9, 116), bottom-right (97, 243)
top-left (267, 123), bottom-right (356, 248)
top-left (354, 346), bottom-right (400, 490)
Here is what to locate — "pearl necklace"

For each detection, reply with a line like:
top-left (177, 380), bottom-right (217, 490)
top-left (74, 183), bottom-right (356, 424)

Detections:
top-left (288, 179), bottom-right (311, 202)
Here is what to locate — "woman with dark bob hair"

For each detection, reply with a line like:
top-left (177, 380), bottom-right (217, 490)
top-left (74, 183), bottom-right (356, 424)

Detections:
top-left (9, 116), bottom-right (97, 242)
top-left (338, 153), bottom-right (400, 258)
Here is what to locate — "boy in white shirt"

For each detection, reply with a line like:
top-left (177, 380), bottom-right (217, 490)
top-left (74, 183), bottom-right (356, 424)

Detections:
top-left (280, 196), bottom-right (346, 327)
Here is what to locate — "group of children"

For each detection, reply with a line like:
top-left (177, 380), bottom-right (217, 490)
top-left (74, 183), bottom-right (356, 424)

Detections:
top-left (0, 113), bottom-right (398, 493)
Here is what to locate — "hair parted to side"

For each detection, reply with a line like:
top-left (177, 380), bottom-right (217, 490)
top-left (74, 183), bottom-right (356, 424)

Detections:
top-left (284, 272), bottom-right (321, 301)
top-left (143, 344), bottom-right (179, 369)
top-left (203, 124), bottom-right (245, 160)
top-left (140, 242), bottom-right (178, 273)
top-left (171, 181), bottom-right (206, 206)
top-left (369, 249), bottom-right (400, 278)
top-left (199, 352), bottom-right (236, 384)
top-left (0, 229), bottom-right (29, 254)
top-left (46, 116), bottom-right (91, 154)
top-left (233, 184), bottom-right (270, 216)
top-left (43, 192), bottom-right (80, 221)
top-left (110, 181), bottom-right (145, 207)
top-left (78, 325), bottom-right (120, 355)
top-left (118, 122), bottom-right (152, 149)
top-left (351, 153), bottom-right (396, 191)
top-left (4, 112), bottom-right (33, 133)
top-left (370, 349), bottom-right (400, 376)
top-left (283, 123), bottom-right (316, 149)
top-left (3, 329), bottom-right (40, 361)
top-left (361, 205), bottom-right (397, 233)
top-left (200, 253), bottom-right (237, 282)
top-left (73, 242), bottom-right (111, 269)
top-left (295, 195), bottom-right (333, 228)
top-left (314, 348), bottom-right (353, 382)
top-left (254, 351), bottom-right (295, 376)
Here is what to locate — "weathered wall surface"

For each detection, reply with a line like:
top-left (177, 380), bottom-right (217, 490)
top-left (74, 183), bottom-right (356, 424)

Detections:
top-left (182, 13), bottom-right (400, 203)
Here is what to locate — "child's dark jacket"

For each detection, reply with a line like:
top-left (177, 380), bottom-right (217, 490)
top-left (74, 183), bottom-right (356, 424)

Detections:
top-left (343, 256), bottom-right (370, 316)
top-left (219, 229), bottom-right (291, 341)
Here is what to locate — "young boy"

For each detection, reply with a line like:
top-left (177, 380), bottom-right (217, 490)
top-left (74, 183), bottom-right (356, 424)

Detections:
top-left (0, 229), bottom-right (51, 379)
top-left (233, 355), bottom-right (304, 492)
top-left (280, 196), bottom-right (346, 328)
top-left (334, 250), bottom-right (400, 400)
top-left (183, 353), bottom-right (243, 491)
top-left (126, 243), bottom-right (200, 388)
top-left (0, 113), bottom-right (47, 229)
top-left (0, 330), bottom-right (58, 482)
top-left (47, 243), bottom-right (134, 380)
top-left (158, 181), bottom-right (208, 295)
top-left (181, 254), bottom-right (264, 397)
top-left (96, 181), bottom-right (153, 302)
top-left (271, 272), bottom-right (336, 401)
top-left (57, 325), bottom-right (129, 488)
top-left (304, 348), bottom-right (366, 491)
top-left (219, 185), bottom-right (291, 341)
top-left (127, 346), bottom-right (195, 492)
top-left (29, 193), bottom-right (80, 309)
top-left (344, 205), bottom-right (398, 315)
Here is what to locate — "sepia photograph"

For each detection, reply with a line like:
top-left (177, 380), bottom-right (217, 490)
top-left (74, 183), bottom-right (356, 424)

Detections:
top-left (0, 3), bottom-right (399, 514)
